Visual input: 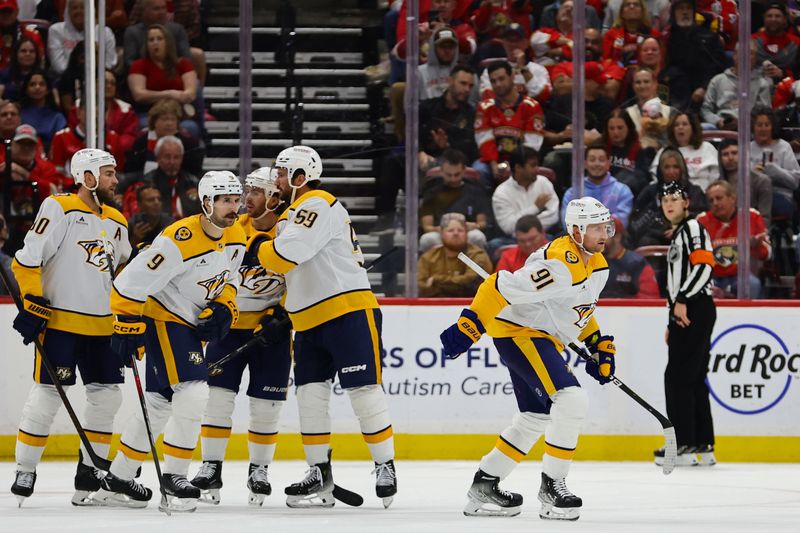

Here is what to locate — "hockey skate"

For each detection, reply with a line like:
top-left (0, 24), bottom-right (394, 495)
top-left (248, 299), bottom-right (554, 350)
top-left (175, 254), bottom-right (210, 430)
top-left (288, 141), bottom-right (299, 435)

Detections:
top-left (191, 460), bottom-right (223, 504)
top-left (373, 459), bottom-right (397, 508)
top-left (538, 473), bottom-right (581, 521)
top-left (11, 470), bottom-right (36, 507)
top-left (247, 463), bottom-right (272, 506)
top-left (93, 472), bottom-right (152, 508)
top-left (285, 459), bottom-right (334, 508)
top-left (159, 474), bottom-right (201, 513)
top-left (72, 451), bottom-right (106, 506)
top-left (463, 469), bottom-right (522, 517)
top-left (654, 445), bottom-right (698, 467)
top-left (694, 445), bottom-right (717, 467)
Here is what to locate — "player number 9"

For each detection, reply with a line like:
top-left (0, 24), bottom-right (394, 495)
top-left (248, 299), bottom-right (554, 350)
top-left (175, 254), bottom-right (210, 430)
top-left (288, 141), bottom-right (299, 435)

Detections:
top-left (147, 253), bottom-right (165, 270)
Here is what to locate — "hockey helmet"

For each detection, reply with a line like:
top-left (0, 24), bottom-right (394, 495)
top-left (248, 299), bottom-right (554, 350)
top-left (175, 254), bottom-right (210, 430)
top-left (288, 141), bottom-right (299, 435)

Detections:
top-left (564, 196), bottom-right (615, 247)
top-left (198, 170), bottom-right (243, 218)
top-left (274, 145), bottom-right (322, 188)
top-left (70, 148), bottom-right (116, 191)
top-left (245, 166), bottom-right (281, 198)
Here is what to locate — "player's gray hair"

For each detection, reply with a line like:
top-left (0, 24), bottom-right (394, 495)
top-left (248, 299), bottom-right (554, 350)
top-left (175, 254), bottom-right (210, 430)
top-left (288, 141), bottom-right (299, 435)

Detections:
top-left (154, 135), bottom-right (184, 157)
top-left (440, 212), bottom-right (466, 231)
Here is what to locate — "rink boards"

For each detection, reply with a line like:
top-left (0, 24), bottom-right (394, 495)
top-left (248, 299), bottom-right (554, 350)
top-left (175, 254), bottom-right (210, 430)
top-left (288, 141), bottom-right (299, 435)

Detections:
top-left (1, 299), bottom-right (799, 462)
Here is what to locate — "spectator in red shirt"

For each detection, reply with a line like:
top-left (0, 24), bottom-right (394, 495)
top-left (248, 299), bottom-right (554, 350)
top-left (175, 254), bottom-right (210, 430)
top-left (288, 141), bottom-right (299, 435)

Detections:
top-left (0, 0), bottom-right (44, 70)
top-left (127, 23), bottom-right (199, 136)
top-left (396, 0), bottom-right (476, 57)
top-left (697, 180), bottom-right (771, 298)
top-left (0, 124), bottom-right (61, 204)
top-left (471, 0), bottom-right (532, 41)
top-left (603, 0), bottom-right (660, 67)
top-left (495, 214), bottom-right (548, 272)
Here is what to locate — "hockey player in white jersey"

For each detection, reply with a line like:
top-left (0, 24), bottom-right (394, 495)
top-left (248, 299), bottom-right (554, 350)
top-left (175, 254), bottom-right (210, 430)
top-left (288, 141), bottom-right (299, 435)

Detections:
top-left (440, 197), bottom-right (617, 521)
top-left (248, 145), bottom-right (397, 508)
top-left (9, 149), bottom-right (131, 506)
top-left (191, 167), bottom-right (292, 506)
top-left (95, 171), bottom-right (245, 512)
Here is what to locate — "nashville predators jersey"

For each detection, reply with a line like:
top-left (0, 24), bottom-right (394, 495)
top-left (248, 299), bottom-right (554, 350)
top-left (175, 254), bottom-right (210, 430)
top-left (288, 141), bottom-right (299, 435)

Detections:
top-left (470, 235), bottom-right (609, 350)
top-left (111, 214), bottom-right (246, 326)
top-left (234, 214), bottom-right (285, 330)
top-left (256, 189), bottom-right (378, 331)
top-left (12, 193), bottom-right (131, 336)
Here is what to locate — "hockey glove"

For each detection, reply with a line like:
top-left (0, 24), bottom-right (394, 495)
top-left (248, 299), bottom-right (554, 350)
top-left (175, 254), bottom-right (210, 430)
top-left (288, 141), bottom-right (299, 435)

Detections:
top-left (440, 308), bottom-right (485, 359)
top-left (13, 294), bottom-right (51, 345)
top-left (196, 301), bottom-right (233, 342)
top-left (111, 316), bottom-right (147, 362)
top-left (584, 334), bottom-right (616, 385)
top-left (245, 232), bottom-right (271, 261)
top-left (255, 306), bottom-right (292, 346)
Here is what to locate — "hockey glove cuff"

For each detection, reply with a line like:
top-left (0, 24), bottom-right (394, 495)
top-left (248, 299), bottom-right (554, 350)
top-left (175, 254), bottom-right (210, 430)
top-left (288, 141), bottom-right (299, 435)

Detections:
top-left (255, 306), bottom-right (292, 346)
top-left (440, 308), bottom-right (485, 359)
top-left (197, 301), bottom-right (233, 342)
top-left (13, 294), bottom-right (51, 345)
top-left (111, 316), bottom-right (147, 361)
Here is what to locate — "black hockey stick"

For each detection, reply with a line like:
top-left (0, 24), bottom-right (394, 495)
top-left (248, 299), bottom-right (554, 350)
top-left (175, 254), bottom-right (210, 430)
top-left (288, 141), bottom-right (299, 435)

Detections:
top-left (456, 252), bottom-right (678, 475)
top-left (101, 231), bottom-right (171, 513)
top-left (0, 261), bottom-right (112, 471)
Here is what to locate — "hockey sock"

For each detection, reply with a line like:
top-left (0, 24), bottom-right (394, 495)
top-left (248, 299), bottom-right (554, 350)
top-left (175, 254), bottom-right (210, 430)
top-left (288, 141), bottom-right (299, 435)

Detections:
top-left (111, 391), bottom-right (171, 480)
top-left (80, 384), bottom-right (122, 466)
top-left (542, 387), bottom-right (588, 479)
top-left (200, 387), bottom-right (235, 462)
top-left (16, 384), bottom-right (63, 472)
top-left (347, 385), bottom-right (394, 464)
top-left (479, 411), bottom-right (549, 479)
top-left (297, 381), bottom-right (332, 465)
top-left (248, 397), bottom-right (283, 465)
top-left (163, 381), bottom-right (209, 476)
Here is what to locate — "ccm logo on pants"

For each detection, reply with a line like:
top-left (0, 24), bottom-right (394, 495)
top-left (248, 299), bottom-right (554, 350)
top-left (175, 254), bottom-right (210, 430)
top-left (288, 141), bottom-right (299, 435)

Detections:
top-left (341, 364), bottom-right (367, 374)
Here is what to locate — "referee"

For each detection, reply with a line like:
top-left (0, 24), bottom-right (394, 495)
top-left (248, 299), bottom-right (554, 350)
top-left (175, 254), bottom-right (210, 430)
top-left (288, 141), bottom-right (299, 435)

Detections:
top-left (655, 182), bottom-right (717, 467)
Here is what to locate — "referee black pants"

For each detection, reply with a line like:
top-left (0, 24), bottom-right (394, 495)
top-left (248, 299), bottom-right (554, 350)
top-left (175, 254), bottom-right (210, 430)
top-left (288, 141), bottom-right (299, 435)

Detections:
top-left (665, 295), bottom-right (716, 448)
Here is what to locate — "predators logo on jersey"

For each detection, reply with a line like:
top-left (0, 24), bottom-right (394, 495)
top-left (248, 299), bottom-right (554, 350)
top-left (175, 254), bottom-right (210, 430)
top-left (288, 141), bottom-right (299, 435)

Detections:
top-left (239, 265), bottom-right (285, 298)
top-left (572, 302), bottom-right (596, 329)
top-left (77, 239), bottom-right (113, 272)
top-left (197, 270), bottom-right (230, 301)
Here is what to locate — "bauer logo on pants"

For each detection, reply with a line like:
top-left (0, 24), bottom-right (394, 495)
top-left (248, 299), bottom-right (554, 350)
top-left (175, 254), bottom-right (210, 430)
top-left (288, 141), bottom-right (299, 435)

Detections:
top-left (707, 324), bottom-right (800, 415)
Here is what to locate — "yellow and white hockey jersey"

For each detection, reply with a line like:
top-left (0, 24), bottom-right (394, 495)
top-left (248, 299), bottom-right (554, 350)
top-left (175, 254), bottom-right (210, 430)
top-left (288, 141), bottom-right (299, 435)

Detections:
top-left (471, 235), bottom-right (610, 350)
top-left (111, 214), bottom-right (246, 326)
top-left (233, 214), bottom-right (285, 330)
top-left (256, 189), bottom-right (378, 331)
top-left (12, 193), bottom-right (131, 336)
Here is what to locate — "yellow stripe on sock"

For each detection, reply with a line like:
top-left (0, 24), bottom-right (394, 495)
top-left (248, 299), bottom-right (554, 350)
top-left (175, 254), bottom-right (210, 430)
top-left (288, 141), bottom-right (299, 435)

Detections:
top-left (301, 433), bottom-right (331, 445)
top-left (513, 337), bottom-right (557, 396)
top-left (544, 441), bottom-right (576, 461)
top-left (120, 442), bottom-right (148, 461)
top-left (201, 425), bottom-right (232, 439)
top-left (363, 425), bottom-right (393, 444)
top-left (163, 442), bottom-right (195, 460)
top-left (86, 430), bottom-right (113, 444)
top-left (248, 431), bottom-right (278, 445)
top-left (17, 429), bottom-right (48, 447)
top-left (495, 436), bottom-right (526, 463)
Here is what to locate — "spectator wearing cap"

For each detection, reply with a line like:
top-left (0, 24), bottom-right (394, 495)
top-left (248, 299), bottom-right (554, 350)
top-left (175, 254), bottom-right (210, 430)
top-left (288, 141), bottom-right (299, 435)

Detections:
top-left (19, 68), bottom-right (66, 151)
top-left (661, 0), bottom-right (728, 112)
top-left (539, 0), bottom-right (601, 31)
top-left (494, 214), bottom-right (548, 273)
top-left (752, 2), bottom-right (800, 81)
top-left (417, 212), bottom-right (492, 298)
top-left (600, 216), bottom-right (661, 298)
top-left (624, 67), bottom-right (678, 148)
top-left (417, 26), bottom-right (478, 103)
top-left (476, 22), bottom-right (552, 104)
top-left (128, 184), bottom-right (173, 247)
top-left (0, 123), bottom-right (61, 202)
top-left (0, 0), bottom-right (44, 70)
top-left (702, 40), bottom-right (771, 131)
top-left (602, 0), bottom-right (661, 67)
top-left (46, 0), bottom-right (117, 77)
top-left (50, 98), bottom-right (123, 178)
top-left (395, 0), bottom-right (477, 60)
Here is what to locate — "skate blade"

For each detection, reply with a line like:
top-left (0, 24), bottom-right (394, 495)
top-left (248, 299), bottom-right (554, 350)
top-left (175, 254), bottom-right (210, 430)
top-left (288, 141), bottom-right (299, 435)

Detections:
top-left (248, 492), bottom-right (266, 507)
top-left (382, 496), bottom-right (394, 509)
top-left (91, 489), bottom-right (149, 509)
top-left (159, 494), bottom-right (198, 513)
top-left (72, 490), bottom-right (105, 506)
top-left (285, 491), bottom-right (335, 508)
top-left (15, 495), bottom-right (27, 508)
top-left (539, 503), bottom-right (580, 521)
top-left (463, 496), bottom-right (520, 517)
top-left (198, 489), bottom-right (221, 505)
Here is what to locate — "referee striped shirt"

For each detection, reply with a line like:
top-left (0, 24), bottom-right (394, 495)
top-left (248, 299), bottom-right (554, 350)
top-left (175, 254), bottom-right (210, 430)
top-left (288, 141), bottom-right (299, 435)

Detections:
top-left (666, 218), bottom-right (715, 305)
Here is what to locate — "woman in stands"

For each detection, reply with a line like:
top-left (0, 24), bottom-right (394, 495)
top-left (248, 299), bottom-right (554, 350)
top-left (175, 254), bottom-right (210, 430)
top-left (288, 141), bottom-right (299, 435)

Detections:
top-left (602, 0), bottom-right (660, 66)
top-left (650, 112), bottom-right (719, 192)
top-left (604, 108), bottom-right (655, 197)
top-left (19, 68), bottom-right (66, 151)
top-left (0, 37), bottom-right (42, 102)
top-left (127, 23), bottom-right (199, 137)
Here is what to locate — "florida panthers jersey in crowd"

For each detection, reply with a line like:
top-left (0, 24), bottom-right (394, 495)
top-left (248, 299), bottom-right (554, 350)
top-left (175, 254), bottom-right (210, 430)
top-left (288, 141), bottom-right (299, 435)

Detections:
top-left (256, 189), bottom-right (378, 332)
top-left (234, 213), bottom-right (286, 330)
top-left (111, 214), bottom-right (246, 326)
top-left (475, 94), bottom-right (545, 163)
top-left (12, 193), bottom-right (131, 335)
top-left (471, 236), bottom-right (609, 349)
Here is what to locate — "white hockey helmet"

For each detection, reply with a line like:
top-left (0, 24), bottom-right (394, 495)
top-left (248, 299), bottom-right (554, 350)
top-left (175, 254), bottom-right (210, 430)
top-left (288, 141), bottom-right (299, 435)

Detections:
top-left (245, 166), bottom-right (281, 197)
top-left (274, 145), bottom-right (322, 188)
top-left (564, 196), bottom-right (615, 246)
top-left (198, 170), bottom-right (243, 218)
top-left (70, 148), bottom-right (116, 191)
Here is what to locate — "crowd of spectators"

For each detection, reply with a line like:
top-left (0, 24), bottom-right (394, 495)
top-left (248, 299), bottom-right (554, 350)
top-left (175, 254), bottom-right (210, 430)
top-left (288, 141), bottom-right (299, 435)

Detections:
top-left (381, 0), bottom-right (800, 299)
top-left (0, 0), bottom-right (208, 259)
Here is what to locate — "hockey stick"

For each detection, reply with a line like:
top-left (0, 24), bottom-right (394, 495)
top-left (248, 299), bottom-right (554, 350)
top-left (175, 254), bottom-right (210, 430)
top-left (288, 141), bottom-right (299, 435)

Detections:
top-left (0, 260), bottom-right (112, 471)
top-left (456, 252), bottom-right (677, 475)
top-left (100, 231), bottom-right (171, 513)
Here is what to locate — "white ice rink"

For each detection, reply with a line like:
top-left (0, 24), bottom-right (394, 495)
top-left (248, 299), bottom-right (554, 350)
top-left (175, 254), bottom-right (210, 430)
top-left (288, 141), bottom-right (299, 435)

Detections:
top-left (1, 460), bottom-right (797, 533)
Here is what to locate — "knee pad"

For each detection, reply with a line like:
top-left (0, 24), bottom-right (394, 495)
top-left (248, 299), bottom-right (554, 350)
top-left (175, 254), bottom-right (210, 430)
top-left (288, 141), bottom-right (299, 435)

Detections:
top-left (84, 383), bottom-right (122, 421)
top-left (204, 386), bottom-right (236, 424)
top-left (249, 398), bottom-right (283, 433)
top-left (171, 380), bottom-right (209, 422)
top-left (20, 384), bottom-right (63, 433)
top-left (550, 386), bottom-right (588, 422)
top-left (347, 384), bottom-right (388, 420)
top-left (296, 381), bottom-right (331, 431)
top-left (513, 411), bottom-right (550, 436)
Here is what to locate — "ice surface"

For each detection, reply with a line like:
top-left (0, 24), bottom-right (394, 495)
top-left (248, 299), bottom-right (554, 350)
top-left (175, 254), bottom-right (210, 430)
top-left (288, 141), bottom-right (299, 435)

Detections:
top-left (1, 460), bottom-right (798, 532)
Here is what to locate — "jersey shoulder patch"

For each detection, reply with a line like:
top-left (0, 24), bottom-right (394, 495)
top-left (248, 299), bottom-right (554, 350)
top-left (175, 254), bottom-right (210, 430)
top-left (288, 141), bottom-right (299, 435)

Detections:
top-left (162, 215), bottom-right (213, 261)
top-left (542, 236), bottom-right (606, 285)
